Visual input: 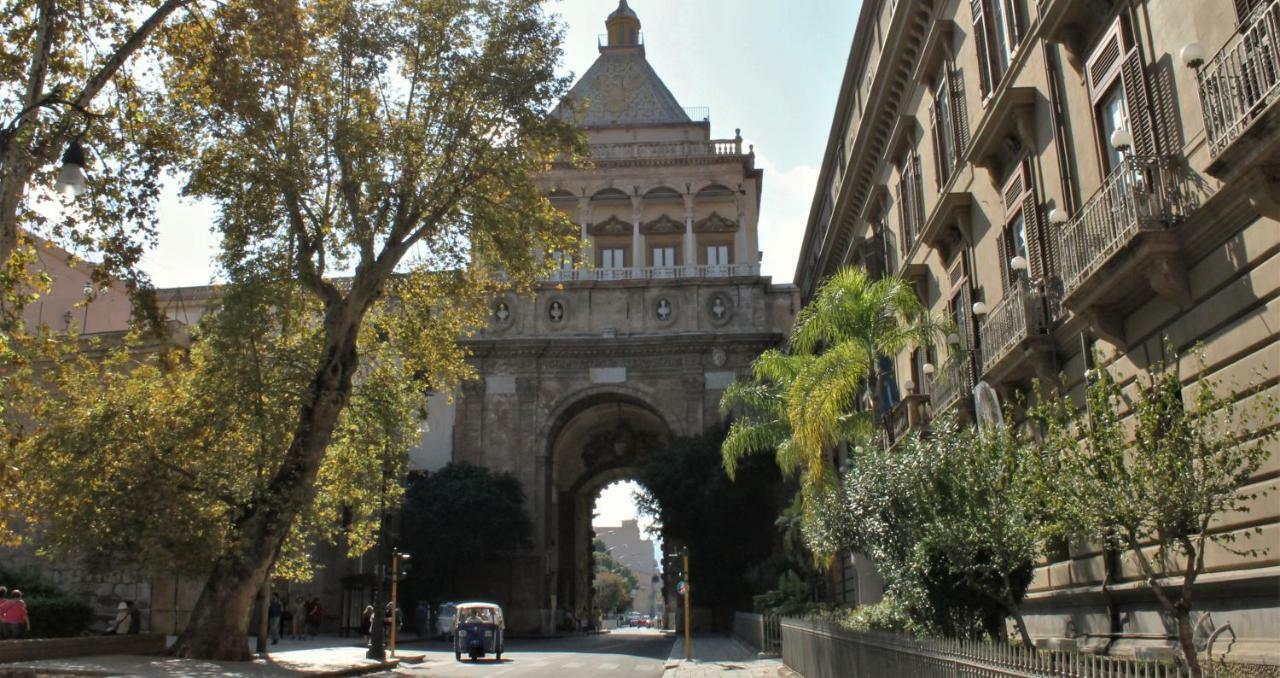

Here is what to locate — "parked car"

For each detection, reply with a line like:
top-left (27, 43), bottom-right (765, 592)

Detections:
top-left (453, 602), bottom-right (504, 662)
top-left (436, 602), bottom-right (457, 639)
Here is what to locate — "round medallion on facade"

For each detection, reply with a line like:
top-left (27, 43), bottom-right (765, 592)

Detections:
top-left (495, 301), bottom-right (512, 323)
top-left (547, 298), bottom-right (568, 326)
top-left (706, 293), bottom-right (733, 326)
top-left (654, 297), bottom-right (675, 323)
top-left (711, 346), bottom-right (727, 367)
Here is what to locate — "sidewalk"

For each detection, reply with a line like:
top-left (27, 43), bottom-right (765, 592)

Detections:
top-left (661, 634), bottom-right (789, 678)
top-left (0, 635), bottom-right (421, 677)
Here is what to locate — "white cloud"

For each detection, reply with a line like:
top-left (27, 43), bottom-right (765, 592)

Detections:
top-left (750, 146), bottom-right (819, 286)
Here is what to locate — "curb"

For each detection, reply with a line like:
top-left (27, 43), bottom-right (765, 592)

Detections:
top-left (309, 657), bottom-right (400, 677)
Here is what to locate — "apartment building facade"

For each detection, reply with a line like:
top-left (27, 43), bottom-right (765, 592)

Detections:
top-left (795, 0), bottom-right (1279, 663)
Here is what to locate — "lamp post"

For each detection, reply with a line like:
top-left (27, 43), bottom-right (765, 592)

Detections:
top-left (389, 550), bottom-right (410, 657)
top-left (665, 548), bottom-right (692, 660)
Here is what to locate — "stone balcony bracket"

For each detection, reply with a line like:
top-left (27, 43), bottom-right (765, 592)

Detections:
top-left (886, 114), bottom-right (922, 163)
top-left (1035, 0), bottom-right (1117, 71)
top-left (919, 190), bottom-right (974, 256)
top-left (911, 19), bottom-right (957, 86)
top-left (968, 87), bottom-right (1038, 187)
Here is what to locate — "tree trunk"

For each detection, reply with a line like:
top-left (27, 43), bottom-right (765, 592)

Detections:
top-left (1176, 607), bottom-right (1203, 678)
top-left (1009, 606), bottom-right (1034, 649)
top-left (171, 310), bottom-right (363, 660)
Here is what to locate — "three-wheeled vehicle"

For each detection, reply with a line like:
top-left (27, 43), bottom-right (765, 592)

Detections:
top-left (453, 602), bottom-right (504, 661)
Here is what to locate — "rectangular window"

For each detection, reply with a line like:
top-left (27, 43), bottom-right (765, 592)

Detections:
top-left (897, 149), bottom-right (925, 249)
top-left (1086, 18), bottom-right (1157, 165)
top-left (931, 64), bottom-right (958, 187)
top-left (553, 251), bottom-right (573, 270)
top-left (601, 248), bottom-right (626, 269)
top-left (971, 0), bottom-right (1023, 97)
top-left (997, 161), bottom-right (1048, 289)
top-left (706, 245), bottom-right (731, 266)
top-left (651, 246), bottom-right (676, 267)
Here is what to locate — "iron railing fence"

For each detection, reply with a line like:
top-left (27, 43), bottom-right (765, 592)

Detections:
top-left (978, 279), bottom-right (1050, 376)
top-left (780, 619), bottom-right (1195, 678)
top-left (929, 351), bottom-right (973, 416)
top-left (1198, 0), bottom-right (1280, 157)
top-left (1055, 155), bottom-right (1193, 300)
top-left (546, 263), bottom-right (759, 282)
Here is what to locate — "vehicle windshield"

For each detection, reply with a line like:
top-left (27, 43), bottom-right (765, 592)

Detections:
top-left (460, 608), bottom-right (494, 624)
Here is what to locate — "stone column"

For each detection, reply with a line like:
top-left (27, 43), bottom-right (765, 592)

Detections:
top-left (683, 193), bottom-right (697, 274)
top-left (631, 196), bottom-right (644, 270)
top-left (577, 195), bottom-right (593, 268)
top-left (734, 194), bottom-right (748, 272)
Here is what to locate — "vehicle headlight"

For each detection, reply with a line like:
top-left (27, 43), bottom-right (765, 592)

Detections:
top-left (484, 630), bottom-right (494, 638)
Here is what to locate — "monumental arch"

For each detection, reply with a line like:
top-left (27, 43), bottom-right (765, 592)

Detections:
top-left (445, 1), bottom-right (797, 633)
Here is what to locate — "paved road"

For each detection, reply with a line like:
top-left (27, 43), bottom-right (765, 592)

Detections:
top-left (382, 628), bottom-right (675, 677)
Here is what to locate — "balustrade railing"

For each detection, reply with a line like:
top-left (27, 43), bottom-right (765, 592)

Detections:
top-left (1055, 155), bottom-right (1193, 300)
top-left (1198, 0), bottom-right (1280, 157)
top-left (578, 138), bottom-right (745, 163)
top-left (884, 394), bottom-right (929, 447)
top-left (979, 280), bottom-right (1049, 375)
top-left (546, 263), bottom-right (760, 282)
top-left (929, 352), bottom-right (973, 416)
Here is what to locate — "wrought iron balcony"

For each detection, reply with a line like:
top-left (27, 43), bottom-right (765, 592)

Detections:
top-left (978, 279), bottom-right (1052, 379)
top-left (884, 394), bottom-right (929, 448)
top-left (1055, 155), bottom-right (1193, 304)
top-left (1197, 0), bottom-right (1280, 159)
top-left (928, 351), bottom-right (974, 417)
top-left (546, 263), bottom-right (760, 283)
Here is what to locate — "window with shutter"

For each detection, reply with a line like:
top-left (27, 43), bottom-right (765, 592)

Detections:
top-left (1086, 19), bottom-right (1158, 172)
top-left (932, 62), bottom-right (959, 188)
top-left (999, 162), bottom-right (1034, 292)
top-left (971, 0), bottom-right (1023, 97)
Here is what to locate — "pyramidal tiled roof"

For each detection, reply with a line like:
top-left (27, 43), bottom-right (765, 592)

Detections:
top-left (554, 50), bottom-right (691, 128)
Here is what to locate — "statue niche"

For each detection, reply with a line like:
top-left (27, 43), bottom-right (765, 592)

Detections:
top-left (580, 422), bottom-right (660, 472)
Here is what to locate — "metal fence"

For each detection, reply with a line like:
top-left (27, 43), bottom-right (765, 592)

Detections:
top-left (733, 612), bottom-right (782, 656)
top-left (1198, 0), bottom-right (1280, 157)
top-left (978, 280), bottom-right (1049, 376)
top-left (929, 351), bottom-right (973, 417)
top-left (780, 618), bottom-right (1193, 678)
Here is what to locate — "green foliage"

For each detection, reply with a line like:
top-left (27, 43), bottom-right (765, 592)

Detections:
top-left (6, 280), bottom-right (420, 579)
top-left (751, 570), bottom-right (810, 616)
top-left (1040, 348), bottom-right (1278, 677)
top-left (834, 597), bottom-right (918, 634)
top-left (0, 564), bottom-right (94, 638)
top-left (721, 267), bottom-right (943, 488)
top-left (398, 463), bottom-right (533, 603)
top-left (802, 413), bottom-right (1054, 642)
top-left (635, 428), bottom-right (786, 627)
top-left (592, 571), bottom-right (633, 615)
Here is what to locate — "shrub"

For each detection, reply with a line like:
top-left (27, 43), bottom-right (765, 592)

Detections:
top-left (25, 594), bottom-right (95, 638)
top-left (0, 564), bottom-right (94, 638)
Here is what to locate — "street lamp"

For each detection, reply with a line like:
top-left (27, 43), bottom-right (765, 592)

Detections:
top-left (664, 547), bottom-right (692, 661)
top-left (972, 301), bottom-right (988, 316)
top-left (55, 141), bottom-right (87, 197)
top-left (389, 551), bottom-right (411, 657)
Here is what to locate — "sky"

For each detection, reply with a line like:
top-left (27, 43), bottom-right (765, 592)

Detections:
top-left (138, 0), bottom-right (859, 288)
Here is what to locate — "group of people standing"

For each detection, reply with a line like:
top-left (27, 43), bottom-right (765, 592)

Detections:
top-left (267, 593), bottom-right (324, 644)
top-left (0, 587), bottom-right (30, 639)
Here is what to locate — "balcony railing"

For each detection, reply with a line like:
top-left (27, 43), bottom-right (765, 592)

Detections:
top-left (884, 394), bottom-right (929, 448)
top-left (978, 280), bottom-right (1050, 376)
top-left (929, 352), bottom-right (973, 417)
top-left (1198, 0), bottom-right (1280, 157)
top-left (578, 138), bottom-right (745, 164)
top-left (546, 263), bottom-right (760, 282)
top-left (1055, 155), bottom-right (1193, 300)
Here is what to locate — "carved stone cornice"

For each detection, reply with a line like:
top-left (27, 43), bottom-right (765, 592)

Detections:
top-left (641, 213), bottom-right (684, 235)
top-left (693, 211), bottom-right (739, 233)
top-left (588, 215), bottom-right (632, 236)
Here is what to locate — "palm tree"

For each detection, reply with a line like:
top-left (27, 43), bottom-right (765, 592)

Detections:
top-left (721, 267), bottom-right (942, 485)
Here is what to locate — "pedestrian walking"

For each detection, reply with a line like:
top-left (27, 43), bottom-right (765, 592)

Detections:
top-left (268, 593), bottom-right (283, 644)
top-left (1, 589), bottom-right (30, 639)
top-left (289, 595), bottom-right (304, 639)
top-left (361, 605), bottom-right (374, 646)
top-left (306, 597), bottom-right (323, 637)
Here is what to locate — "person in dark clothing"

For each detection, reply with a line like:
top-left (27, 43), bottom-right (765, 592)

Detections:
top-left (268, 593), bottom-right (283, 644)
